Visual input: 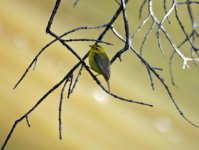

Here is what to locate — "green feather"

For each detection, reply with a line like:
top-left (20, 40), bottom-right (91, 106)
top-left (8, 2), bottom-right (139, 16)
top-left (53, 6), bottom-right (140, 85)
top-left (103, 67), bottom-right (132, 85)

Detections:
top-left (89, 44), bottom-right (111, 92)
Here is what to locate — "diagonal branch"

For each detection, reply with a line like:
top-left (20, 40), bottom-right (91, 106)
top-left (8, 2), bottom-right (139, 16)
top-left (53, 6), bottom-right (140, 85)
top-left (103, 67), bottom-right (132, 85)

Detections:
top-left (111, 26), bottom-right (198, 128)
top-left (13, 24), bottom-right (108, 89)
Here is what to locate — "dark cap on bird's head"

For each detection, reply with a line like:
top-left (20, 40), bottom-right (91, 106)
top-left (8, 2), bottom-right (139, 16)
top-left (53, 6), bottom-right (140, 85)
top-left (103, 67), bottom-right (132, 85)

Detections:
top-left (89, 44), bottom-right (102, 49)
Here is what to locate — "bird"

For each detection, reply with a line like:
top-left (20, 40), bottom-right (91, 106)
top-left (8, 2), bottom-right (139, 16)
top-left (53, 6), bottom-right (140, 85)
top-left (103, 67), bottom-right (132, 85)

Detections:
top-left (89, 44), bottom-right (111, 92)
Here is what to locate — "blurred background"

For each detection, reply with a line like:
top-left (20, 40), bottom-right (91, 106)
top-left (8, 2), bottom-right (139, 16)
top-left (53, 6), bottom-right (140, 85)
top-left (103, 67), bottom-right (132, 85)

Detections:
top-left (0, 0), bottom-right (199, 149)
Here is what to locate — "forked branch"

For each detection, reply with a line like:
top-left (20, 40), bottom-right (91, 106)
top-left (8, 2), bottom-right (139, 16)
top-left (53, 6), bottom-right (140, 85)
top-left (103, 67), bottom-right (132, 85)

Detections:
top-left (2, 0), bottom-right (199, 149)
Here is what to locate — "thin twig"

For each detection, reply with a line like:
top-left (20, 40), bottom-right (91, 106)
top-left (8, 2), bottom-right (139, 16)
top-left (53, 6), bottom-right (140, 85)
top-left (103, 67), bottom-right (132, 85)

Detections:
top-left (148, 0), bottom-right (199, 67)
top-left (114, 0), bottom-right (120, 5)
top-left (59, 79), bottom-right (69, 140)
top-left (168, 31), bottom-right (196, 86)
top-left (3, 1), bottom-right (199, 149)
top-left (64, 38), bottom-right (113, 45)
top-left (2, 68), bottom-right (77, 149)
top-left (46, 0), bottom-right (61, 33)
top-left (139, 0), bottom-right (147, 19)
top-left (147, 67), bottom-right (155, 90)
top-left (73, 0), bottom-right (80, 8)
top-left (111, 26), bottom-right (199, 128)
top-left (132, 13), bottom-right (151, 39)
top-left (169, 51), bottom-right (177, 86)
top-left (140, 20), bottom-right (156, 55)
top-left (121, 0), bottom-right (131, 48)
top-left (48, 31), bottom-right (153, 106)
top-left (25, 116), bottom-right (31, 127)
top-left (149, 0), bottom-right (165, 55)
top-left (163, 0), bottom-right (171, 24)
top-left (67, 74), bottom-right (73, 98)
top-left (70, 65), bottom-right (84, 94)
top-left (13, 24), bottom-right (108, 89)
top-left (174, 1), bottom-right (199, 52)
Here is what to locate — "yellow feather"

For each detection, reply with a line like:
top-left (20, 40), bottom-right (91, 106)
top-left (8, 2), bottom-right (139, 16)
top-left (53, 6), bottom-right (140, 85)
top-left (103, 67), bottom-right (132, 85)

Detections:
top-left (89, 44), bottom-right (111, 92)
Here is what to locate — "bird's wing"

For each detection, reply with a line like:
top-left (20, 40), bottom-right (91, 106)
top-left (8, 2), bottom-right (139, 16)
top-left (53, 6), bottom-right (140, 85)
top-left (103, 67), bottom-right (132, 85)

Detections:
top-left (94, 53), bottom-right (110, 81)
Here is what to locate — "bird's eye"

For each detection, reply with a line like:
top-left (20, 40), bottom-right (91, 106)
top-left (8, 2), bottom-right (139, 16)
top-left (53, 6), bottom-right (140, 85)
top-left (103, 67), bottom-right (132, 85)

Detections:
top-left (95, 47), bottom-right (98, 50)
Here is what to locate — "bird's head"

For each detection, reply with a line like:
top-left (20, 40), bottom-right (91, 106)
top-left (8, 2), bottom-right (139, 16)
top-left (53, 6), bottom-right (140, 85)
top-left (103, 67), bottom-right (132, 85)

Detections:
top-left (89, 44), bottom-right (104, 52)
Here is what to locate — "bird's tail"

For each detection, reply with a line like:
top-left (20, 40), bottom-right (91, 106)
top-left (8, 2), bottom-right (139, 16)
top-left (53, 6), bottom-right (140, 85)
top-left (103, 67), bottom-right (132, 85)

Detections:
top-left (107, 80), bottom-right (110, 93)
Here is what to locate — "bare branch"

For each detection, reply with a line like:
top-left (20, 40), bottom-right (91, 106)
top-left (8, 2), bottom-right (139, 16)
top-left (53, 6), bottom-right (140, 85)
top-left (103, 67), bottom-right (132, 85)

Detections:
top-left (3, 1), bottom-right (199, 149)
top-left (25, 116), bottom-right (31, 127)
top-left (2, 69), bottom-right (75, 149)
top-left (70, 65), bottom-right (84, 94)
top-left (174, 2), bottom-right (199, 52)
top-left (169, 51), bottom-right (177, 86)
top-left (13, 24), bottom-right (108, 89)
top-left (64, 38), bottom-right (113, 45)
top-left (132, 14), bottom-right (151, 39)
top-left (67, 74), bottom-right (73, 98)
top-left (140, 21), bottom-right (156, 55)
top-left (46, 0), bottom-right (61, 33)
top-left (163, 0), bottom-right (171, 24)
top-left (139, 0), bottom-right (147, 19)
top-left (73, 0), bottom-right (80, 8)
top-left (59, 79), bottom-right (69, 140)
top-left (111, 26), bottom-right (198, 128)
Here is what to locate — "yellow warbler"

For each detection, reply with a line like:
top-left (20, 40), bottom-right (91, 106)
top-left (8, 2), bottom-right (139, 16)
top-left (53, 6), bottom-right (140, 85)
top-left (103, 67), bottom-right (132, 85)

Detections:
top-left (89, 44), bottom-right (110, 92)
